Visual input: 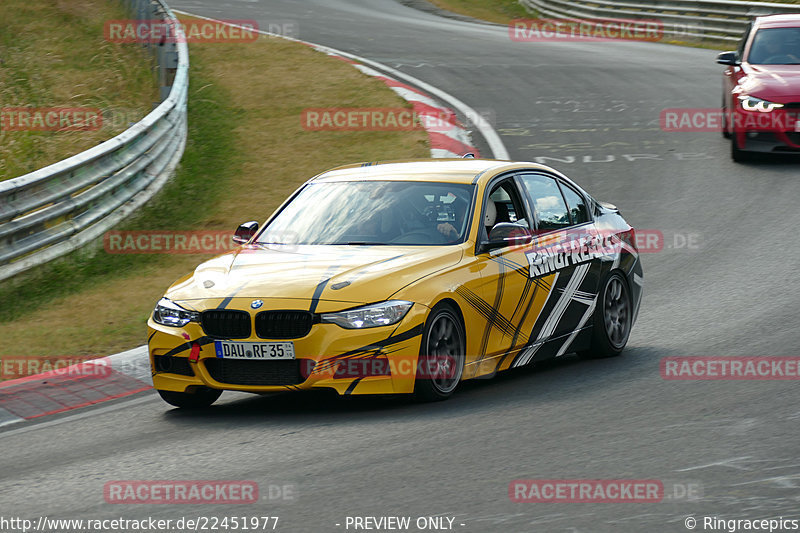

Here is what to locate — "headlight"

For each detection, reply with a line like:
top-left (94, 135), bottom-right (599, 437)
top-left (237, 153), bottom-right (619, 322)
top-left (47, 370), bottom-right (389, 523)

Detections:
top-left (738, 95), bottom-right (784, 112)
top-left (153, 298), bottom-right (200, 327)
top-left (321, 300), bottom-right (413, 329)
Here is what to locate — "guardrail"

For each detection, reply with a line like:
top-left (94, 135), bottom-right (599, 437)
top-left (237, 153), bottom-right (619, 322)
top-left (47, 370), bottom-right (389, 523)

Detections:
top-left (0, 0), bottom-right (188, 282)
top-left (521, 0), bottom-right (800, 43)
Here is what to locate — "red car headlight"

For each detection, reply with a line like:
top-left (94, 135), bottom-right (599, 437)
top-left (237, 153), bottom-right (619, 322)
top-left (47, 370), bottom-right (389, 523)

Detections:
top-left (738, 95), bottom-right (785, 112)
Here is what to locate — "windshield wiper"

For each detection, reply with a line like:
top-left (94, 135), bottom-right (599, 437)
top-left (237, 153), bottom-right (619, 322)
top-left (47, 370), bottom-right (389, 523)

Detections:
top-left (342, 241), bottom-right (387, 246)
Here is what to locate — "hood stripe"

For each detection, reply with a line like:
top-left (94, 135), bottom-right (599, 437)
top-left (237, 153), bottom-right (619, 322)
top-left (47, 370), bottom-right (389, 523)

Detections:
top-left (218, 282), bottom-right (249, 310)
top-left (309, 264), bottom-right (343, 313)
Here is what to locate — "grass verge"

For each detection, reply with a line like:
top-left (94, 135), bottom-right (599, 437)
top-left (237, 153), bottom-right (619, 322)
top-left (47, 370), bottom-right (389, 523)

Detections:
top-left (0, 16), bottom-right (429, 363)
top-left (427, 0), bottom-right (530, 24)
top-left (0, 0), bottom-right (157, 180)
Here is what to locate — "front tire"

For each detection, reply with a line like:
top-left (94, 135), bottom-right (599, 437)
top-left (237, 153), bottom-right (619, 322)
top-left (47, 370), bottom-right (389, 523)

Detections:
top-left (731, 129), bottom-right (752, 162)
top-left (721, 102), bottom-right (731, 139)
top-left (414, 305), bottom-right (466, 402)
top-left (157, 387), bottom-right (222, 408)
top-left (578, 271), bottom-right (632, 359)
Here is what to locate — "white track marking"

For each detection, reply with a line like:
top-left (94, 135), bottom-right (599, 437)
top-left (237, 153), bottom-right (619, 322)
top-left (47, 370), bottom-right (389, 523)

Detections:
top-left (172, 9), bottom-right (509, 159)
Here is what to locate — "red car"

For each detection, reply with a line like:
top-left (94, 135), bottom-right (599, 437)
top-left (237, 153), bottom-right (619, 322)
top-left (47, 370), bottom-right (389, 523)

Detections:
top-left (718, 14), bottom-right (800, 161)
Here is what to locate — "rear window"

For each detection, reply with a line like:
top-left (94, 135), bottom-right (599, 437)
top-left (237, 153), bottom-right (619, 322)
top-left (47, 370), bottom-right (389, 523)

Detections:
top-left (560, 184), bottom-right (590, 225)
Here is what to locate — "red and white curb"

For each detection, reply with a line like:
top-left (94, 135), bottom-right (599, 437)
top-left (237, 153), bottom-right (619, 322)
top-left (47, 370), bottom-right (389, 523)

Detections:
top-left (0, 346), bottom-right (151, 427)
top-left (0, 12), bottom-right (510, 429)
top-left (173, 10), bottom-right (496, 159)
top-left (319, 55), bottom-right (480, 157)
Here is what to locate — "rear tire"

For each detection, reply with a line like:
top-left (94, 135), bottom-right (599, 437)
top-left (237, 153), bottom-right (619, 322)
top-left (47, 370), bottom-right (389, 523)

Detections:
top-left (157, 387), bottom-right (221, 408)
top-left (578, 271), bottom-right (632, 359)
top-left (414, 305), bottom-right (466, 402)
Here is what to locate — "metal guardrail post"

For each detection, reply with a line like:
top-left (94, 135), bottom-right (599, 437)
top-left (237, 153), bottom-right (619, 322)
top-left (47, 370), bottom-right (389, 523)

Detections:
top-left (520, 0), bottom-right (800, 44)
top-left (0, 0), bottom-right (189, 282)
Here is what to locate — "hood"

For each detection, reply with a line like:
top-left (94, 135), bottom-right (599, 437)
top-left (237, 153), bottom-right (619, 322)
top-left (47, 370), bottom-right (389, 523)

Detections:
top-left (740, 64), bottom-right (800, 101)
top-left (165, 244), bottom-right (464, 305)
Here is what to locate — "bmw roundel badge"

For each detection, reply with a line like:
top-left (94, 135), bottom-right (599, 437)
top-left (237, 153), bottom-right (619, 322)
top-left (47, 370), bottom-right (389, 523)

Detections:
top-left (251, 300), bottom-right (264, 309)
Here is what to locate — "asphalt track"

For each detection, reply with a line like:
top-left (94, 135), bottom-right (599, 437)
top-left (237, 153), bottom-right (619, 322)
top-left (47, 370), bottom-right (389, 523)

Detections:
top-left (3, 2), bottom-right (800, 532)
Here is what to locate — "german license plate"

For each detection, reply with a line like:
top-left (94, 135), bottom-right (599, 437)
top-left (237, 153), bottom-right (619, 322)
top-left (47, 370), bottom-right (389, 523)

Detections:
top-left (214, 341), bottom-right (295, 360)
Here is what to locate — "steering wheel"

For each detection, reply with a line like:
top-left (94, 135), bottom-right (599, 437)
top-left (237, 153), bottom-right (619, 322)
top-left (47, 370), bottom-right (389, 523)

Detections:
top-left (422, 203), bottom-right (444, 223)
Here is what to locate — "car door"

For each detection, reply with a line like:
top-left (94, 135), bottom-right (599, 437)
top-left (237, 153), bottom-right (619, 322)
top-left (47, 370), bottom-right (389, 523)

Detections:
top-left (508, 172), bottom-right (603, 367)
top-left (466, 174), bottom-right (546, 378)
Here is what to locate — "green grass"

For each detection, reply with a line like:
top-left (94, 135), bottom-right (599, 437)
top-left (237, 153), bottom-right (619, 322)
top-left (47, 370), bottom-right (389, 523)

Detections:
top-left (0, 0), bottom-right (157, 179)
top-left (0, 20), bottom-right (429, 359)
top-left (0, 63), bottom-right (237, 324)
top-left (427, 0), bottom-right (530, 24)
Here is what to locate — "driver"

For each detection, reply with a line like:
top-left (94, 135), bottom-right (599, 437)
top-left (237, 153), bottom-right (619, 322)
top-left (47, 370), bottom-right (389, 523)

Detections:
top-left (761, 32), bottom-right (784, 58)
top-left (753, 30), bottom-right (798, 63)
top-left (437, 198), bottom-right (470, 242)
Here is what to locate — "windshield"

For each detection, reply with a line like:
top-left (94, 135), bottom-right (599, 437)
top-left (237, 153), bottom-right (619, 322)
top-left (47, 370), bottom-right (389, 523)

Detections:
top-left (748, 27), bottom-right (800, 65)
top-left (258, 180), bottom-right (475, 245)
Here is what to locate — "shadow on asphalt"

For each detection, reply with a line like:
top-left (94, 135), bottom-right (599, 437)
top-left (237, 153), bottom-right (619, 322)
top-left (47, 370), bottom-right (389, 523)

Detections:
top-left (159, 344), bottom-right (666, 425)
top-left (735, 153), bottom-right (800, 166)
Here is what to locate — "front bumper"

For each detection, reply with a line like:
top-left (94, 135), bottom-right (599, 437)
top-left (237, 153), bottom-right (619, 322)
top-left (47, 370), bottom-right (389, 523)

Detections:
top-left (147, 299), bottom-right (429, 396)
top-left (731, 108), bottom-right (800, 153)
top-left (735, 131), bottom-right (800, 153)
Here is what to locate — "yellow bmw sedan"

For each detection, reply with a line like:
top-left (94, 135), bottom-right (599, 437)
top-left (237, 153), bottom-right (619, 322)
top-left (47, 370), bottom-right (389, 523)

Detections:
top-left (147, 159), bottom-right (643, 408)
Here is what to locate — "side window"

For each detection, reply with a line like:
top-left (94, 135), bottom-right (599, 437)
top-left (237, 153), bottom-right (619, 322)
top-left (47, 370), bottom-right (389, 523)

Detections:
top-left (518, 174), bottom-right (570, 232)
top-left (559, 184), bottom-right (589, 225)
top-left (485, 179), bottom-right (528, 234)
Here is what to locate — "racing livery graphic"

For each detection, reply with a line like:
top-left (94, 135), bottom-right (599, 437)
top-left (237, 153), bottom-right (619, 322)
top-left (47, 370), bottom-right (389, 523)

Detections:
top-left (147, 159), bottom-right (643, 407)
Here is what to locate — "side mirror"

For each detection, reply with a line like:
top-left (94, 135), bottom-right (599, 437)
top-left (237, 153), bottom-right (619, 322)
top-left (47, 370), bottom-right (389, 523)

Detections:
top-left (232, 221), bottom-right (259, 245)
top-left (716, 51), bottom-right (739, 66)
top-left (479, 223), bottom-right (533, 253)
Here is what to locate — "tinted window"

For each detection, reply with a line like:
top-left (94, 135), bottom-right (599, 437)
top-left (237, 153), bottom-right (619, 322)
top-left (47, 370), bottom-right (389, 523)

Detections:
top-left (518, 174), bottom-right (570, 231)
top-left (559, 184), bottom-right (589, 225)
top-left (747, 27), bottom-right (800, 65)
